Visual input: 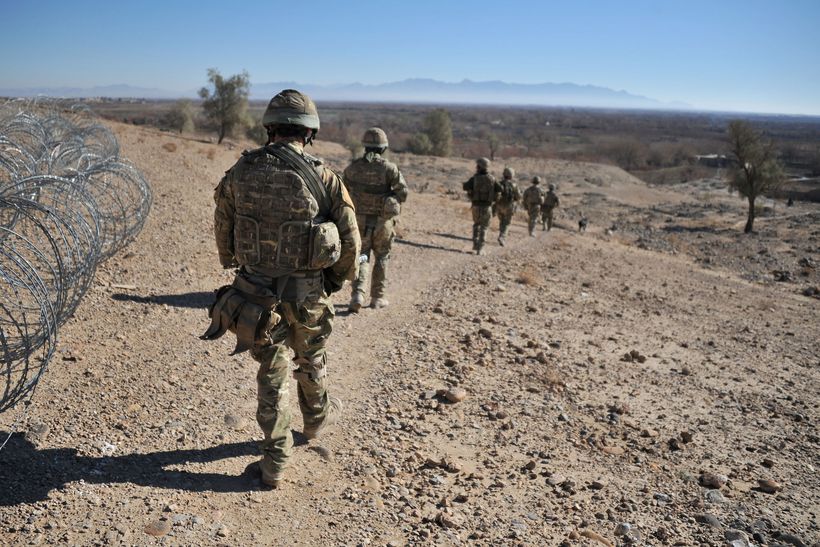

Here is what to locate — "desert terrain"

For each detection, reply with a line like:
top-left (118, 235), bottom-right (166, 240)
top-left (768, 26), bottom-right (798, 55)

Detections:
top-left (0, 120), bottom-right (818, 547)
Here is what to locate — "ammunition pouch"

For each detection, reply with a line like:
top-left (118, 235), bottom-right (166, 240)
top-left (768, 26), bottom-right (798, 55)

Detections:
top-left (383, 196), bottom-right (401, 218)
top-left (200, 277), bottom-right (281, 355)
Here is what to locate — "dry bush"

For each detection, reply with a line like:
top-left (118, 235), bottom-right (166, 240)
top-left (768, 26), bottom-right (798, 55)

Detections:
top-left (516, 267), bottom-right (540, 286)
top-left (162, 142), bottom-right (177, 153)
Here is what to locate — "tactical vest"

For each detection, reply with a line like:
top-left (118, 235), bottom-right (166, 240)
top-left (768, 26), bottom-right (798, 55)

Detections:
top-left (232, 149), bottom-right (322, 273)
top-left (344, 157), bottom-right (391, 215)
top-left (543, 191), bottom-right (559, 209)
top-left (499, 180), bottom-right (516, 204)
top-left (471, 174), bottom-right (495, 204)
top-left (523, 186), bottom-right (543, 208)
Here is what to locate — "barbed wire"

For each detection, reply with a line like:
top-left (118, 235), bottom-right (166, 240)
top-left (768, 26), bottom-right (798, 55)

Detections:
top-left (0, 99), bottom-right (152, 449)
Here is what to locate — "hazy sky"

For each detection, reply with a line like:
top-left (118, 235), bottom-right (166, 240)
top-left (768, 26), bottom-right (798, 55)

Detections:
top-left (2, 0), bottom-right (819, 115)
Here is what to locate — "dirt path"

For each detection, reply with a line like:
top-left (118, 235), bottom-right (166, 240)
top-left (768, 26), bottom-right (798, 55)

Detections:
top-left (1, 124), bottom-right (817, 547)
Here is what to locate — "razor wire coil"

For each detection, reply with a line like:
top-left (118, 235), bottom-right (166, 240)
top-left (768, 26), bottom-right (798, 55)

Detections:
top-left (0, 98), bottom-right (152, 449)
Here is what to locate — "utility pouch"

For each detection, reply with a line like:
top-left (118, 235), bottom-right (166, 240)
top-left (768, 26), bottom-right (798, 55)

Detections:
top-left (382, 196), bottom-right (401, 218)
top-left (309, 221), bottom-right (341, 270)
top-left (200, 279), bottom-right (281, 355)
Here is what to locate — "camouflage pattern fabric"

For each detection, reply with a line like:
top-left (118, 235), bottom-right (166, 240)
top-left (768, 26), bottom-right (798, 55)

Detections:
top-left (496, 179), bottom-right (520, 244)
top-left (540, 190), bottom-right (560, 231)
top-left (213, 140), bottom-right (361, 478)
top-left (522, 185), bottom-right (545, 236)
top-left (464, 173), bottom-right (502, 252)
top-left (353, 217), bottom-right (396, 299)
top-left (471, 205), bottom-right (493, 251)
top-left (253, 296), bottom-right (334, 476)
top-left (343, 152), bottom-right (408, 302)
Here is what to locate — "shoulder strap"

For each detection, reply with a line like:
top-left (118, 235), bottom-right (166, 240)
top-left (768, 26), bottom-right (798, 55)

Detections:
top-left (266, 143), bottom-right (332, 218)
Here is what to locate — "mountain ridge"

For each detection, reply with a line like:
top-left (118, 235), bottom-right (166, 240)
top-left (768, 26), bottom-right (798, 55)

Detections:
top-left (0, 79), bottom-right (691, 110)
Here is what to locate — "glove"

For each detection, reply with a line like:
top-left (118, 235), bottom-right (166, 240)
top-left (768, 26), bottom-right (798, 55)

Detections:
top-left (322, 271), bottom-right (344, 295)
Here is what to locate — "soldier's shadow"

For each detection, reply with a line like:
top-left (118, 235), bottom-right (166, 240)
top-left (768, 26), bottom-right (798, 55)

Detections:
top-left (0, 433), bottom-right (263, 506)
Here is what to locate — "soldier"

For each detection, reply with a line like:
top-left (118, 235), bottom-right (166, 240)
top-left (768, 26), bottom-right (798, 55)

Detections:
top-left (463, 157), bottom-right (502, 254)
top-left (495, 166), bottom-right (521, 246)
top-left (205, 89), bottom-right (361, 488)
top-left (522, 176), bottom-right (545, 236)
top-left (343, 128), bottom-right (408, 312)
top-left (540, 183), bottom-right (560, 231)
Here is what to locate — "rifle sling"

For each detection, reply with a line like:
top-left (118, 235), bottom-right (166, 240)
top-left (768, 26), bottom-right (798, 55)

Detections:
top-left (266, 143), bottom-right (332, 218)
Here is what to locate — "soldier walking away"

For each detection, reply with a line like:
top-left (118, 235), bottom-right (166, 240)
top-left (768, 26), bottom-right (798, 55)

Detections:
top-left (343, 128), bottom-right (408, 312)
top-left (203, 89), bottom-right (361, 488)
top-left (495, 166), bottom-right (521, 246)
top-left (463, 157), bottom-right (502, 254)
top-left (540, 183), bottom-right (560, 231)
top-left (522, 176), bottom-right (545, 236)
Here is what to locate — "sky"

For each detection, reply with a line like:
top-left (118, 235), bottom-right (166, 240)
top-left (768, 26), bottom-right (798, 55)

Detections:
top-left (2, 0), bottom-right (819, 115)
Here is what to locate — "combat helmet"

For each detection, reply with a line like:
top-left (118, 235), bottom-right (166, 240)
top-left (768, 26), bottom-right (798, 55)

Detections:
top-left (548, 183), bottom-right (556, 191)
top-left (476, 157), bottom-right (491, 170)
top-left (503, 167), bottom-right (515, 179)
top-left (262, 89), bottom-right (320, 132)
top-left (362, 127), bottom-right (389, 148)
top-left (532, 176), bottom-right (541, 184)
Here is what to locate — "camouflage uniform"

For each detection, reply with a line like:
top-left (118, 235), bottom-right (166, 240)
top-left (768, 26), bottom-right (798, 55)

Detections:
top-left (495, 167), bottom-right (521, 246)
top-left (211, 90), bottom-right (360, 486)
top-left (463, 158), bottom-right (503, 254)
top-left (540, 184), bottom-right (560, 231)
top-left (522, 177), bottom-right (545, 236)
top-left (343, 128), bottom-right (408, 311)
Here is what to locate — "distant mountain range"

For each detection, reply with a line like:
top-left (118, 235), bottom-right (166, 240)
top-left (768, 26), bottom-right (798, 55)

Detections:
top-left (0, 79), bottom-right (691, 110)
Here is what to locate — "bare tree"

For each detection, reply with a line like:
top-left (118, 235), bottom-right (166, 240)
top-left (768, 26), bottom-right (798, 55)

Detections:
top-left (726, 120), bottom-right (784, 233)
top-left (198, 68), bottom-right (251, 144)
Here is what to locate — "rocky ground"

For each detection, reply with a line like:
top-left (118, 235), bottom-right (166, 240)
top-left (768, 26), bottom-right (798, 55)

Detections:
top-left (1, 122), bottom-right (817, 547)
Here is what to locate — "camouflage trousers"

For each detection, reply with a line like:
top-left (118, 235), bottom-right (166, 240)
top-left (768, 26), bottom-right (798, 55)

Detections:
top-left (352, 216), bottom-right (396, 300)
top-left (527, 204), bottom-right (541, 235)
top-left (541, 206), bottom-right (555, 231)
top-left (251, 296), bottom-right (334, 476)
top-left (471, 205), bottom-right (493, 251)
top-left (496, 202), bottom-right (516, 243)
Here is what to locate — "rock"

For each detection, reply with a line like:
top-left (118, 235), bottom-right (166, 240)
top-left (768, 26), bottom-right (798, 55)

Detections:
top-left (421, 390), bottom-right (438, 400)
top-left (444, 387), bottom-right (467, 403)
top-left (761, 458), bottom-right (774, 468)
top-left (478, 328), bottom-right (493, 339)
top-left (524, 460), bottom-right (537, 471)
top-left (216, 524), bottom-right (229, 537)
top-left (695, 514), bottom-right (722, 529)
top-left (144, 519), bottom-right (171, 537)
top-left (568, 530), bottom-right (581, 540)
top-left (308, 445), bottom-right (334, 462)
top-left (614, 522), bottom-right (632, 536)
top-left (704, 489), bottom-right (725, 504)
top-left (726, 530), bottom-right (750, 542)
top-left (700, 472), bottom-right (728, 489)
top-left (224, 413), bottom-right (246, 430)
top-left (756, 479), bottom-right (782, 494)
top-left (772, 531), bottom-right (807, 547)
top-left (547, 474), bottom-right (566, 486)
top-left (590, 480), bottom-right (606, 490)
top-left (601, 446), bottom-right (625, 456)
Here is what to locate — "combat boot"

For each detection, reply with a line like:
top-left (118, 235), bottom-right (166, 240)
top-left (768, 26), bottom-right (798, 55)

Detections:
top-left (349, 292), bottom-right (364, 313)
top-left (258, 458), bottom-right (285, 489)
top-left (303, 396), bottom-right (343, 440)
top-left (498, 236), bottom-right (505, 247)
top-left (370, 297), bottom-right (389, 309)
